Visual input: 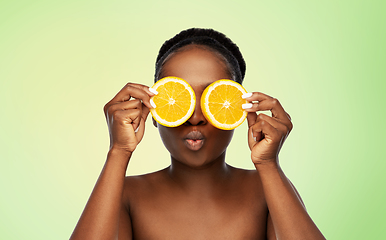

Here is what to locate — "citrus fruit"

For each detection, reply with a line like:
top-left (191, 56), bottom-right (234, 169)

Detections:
top-left (150, 76), bottom-right (196, 127)
top-left (201, 79), bottom-right (249, 130)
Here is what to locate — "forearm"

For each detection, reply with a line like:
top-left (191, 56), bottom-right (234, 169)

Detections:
top-left (256, 162), bottom-right (325, 240)
top-left (70, 148), bottom-right (131, 240)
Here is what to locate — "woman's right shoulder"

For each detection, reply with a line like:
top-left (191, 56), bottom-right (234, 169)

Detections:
top-left (122, 167), bottom-right (170, 201)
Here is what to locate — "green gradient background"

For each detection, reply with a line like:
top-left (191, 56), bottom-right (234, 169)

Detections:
top-left (1, 0), bottom-right (385, 239)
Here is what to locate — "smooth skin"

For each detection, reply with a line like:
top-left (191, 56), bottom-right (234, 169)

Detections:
top-left (70, 46), bottom-right (325, 240)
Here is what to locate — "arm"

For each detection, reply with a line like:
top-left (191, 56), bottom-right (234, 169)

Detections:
top-left (70, 149), bottom-right (131, 240)
top-left (243, 92), bottom-right (325, 240)
top-left (70, 83), bottom-right (154, 240)
top-left (261, 164), bottom-right (322, 240)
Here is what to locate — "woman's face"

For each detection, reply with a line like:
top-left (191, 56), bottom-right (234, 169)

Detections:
top-left (156, 45), bottom-right (235, 169)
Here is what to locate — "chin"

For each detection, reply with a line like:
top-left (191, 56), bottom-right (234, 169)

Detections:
top-left (171, 148), bottom-right (227, 170)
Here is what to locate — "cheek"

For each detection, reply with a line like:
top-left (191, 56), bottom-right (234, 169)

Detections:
top-left (222, 130), bottom-right (234, 146)
top-left (158, 126), bottom-right (181, 154)
top-left (207, 129), bottom-right (234, 151)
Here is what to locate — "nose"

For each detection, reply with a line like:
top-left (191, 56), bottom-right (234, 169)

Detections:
top-left (185, 94), bottom-right (208, 126)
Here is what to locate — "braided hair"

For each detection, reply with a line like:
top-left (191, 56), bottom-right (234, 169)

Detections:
top-left (155, 28), bottom-right (246, 84)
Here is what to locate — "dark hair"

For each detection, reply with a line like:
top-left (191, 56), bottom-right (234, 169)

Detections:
top-left (155, 28), bottom-right (246, 84)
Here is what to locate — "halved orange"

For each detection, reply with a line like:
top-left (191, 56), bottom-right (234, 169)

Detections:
top-left (201, 79), bottom-right (249, 130)
top-left (150, 76), bottom-right (196, 127)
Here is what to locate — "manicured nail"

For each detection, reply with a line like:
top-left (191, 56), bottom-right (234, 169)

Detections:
top-left (150, 98), bottom-right (156, 108)
top-left (135, 126), bottom-right (140, 133)
top-left (251, 132), bottom-right (257, 142)
top-left (149, 88), bottom-right (158, 95)
top-left (242, 92), bottom-right (252, 99)
top-left (242, 103), bottom-right (253, 109)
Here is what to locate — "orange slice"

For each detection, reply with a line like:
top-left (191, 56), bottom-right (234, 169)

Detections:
top-left (201, 79), bottom-right (248, 130)
top-left (150, 76), bottom-right (196, 127)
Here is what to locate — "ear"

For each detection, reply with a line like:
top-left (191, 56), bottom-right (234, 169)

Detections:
top-left (152, 117), bottom-right (158, 128)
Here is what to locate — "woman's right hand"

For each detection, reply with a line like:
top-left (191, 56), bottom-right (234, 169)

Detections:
top-left (104, 82), bottom-right (155, 154)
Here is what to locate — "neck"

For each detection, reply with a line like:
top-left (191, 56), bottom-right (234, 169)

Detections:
top-left (167, 152), bottom-right (231, 193)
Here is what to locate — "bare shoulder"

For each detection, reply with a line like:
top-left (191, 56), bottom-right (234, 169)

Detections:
top-left (227, 165), bottom-right (263, 188)
top-left (124, 168), bottom-right (168, 185)
top-left (228, 165), bottom-right (259, 176)
top-left (122, 167), bottom-right (170, 202)
top-left (225, 165), bottom-right (266, 205)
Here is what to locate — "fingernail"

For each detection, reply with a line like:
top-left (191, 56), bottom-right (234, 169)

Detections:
top-left (150, 98), bottom-right (156, 108)
top-left (135, 126), bottom-right (140, 133)
top-left (242, 103), bottom-right (253, 109)
top-left (242, 92), bottom-right (252, 99)
top-left (149, 88), bottom-right (158, 95)
top-left (251, 132), bottom-right (257, 142)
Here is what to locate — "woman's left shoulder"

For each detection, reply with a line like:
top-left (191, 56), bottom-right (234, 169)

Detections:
top-left (228, 165), bottom-right (263, 188)
top-left (227, 165), bottom-right (267, 208)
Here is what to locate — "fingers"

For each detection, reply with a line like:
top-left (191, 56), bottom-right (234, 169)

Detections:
top-left (113, 108), bottom-right (142, 128)
top-left (248, 115), bottom-right (283, 146)
top-left (107, 99), bottom-right (142, 116)
top-left (104, 83), bottom-right (155, 115)
top-left (242, 92), bottom-right (283, 118)
top-left (244, 92), bottom-right (293, 148)
top-left (112, 108), bottom-right (142, 148)
top-left (247, 112), bottom-right (258, 128)
top-left (140, 104), bottom-right (150, 124)
top-left (243, 92), bottom-right (292, 129)
top-left (253, 113), bottom-right (292, 140)
top-left (108, 98), bottom-right (152, 129)
top-left (109, 99), bottom-right (143, 126)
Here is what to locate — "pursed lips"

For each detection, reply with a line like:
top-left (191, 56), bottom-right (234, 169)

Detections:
top-left (183, 131), bottom-right (205, 151)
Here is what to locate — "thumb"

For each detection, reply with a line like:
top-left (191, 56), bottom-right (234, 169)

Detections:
top-left (134, 118), bottom-right (146, 143)
top-left (141, 103), bottom-right (151, 122)
top-left (247, 112), bottom-right (257, 150)
top-left (247, 112), bottom-right (258, 149)
top-left (247, 127), bottom-right (255, 149)
top-left (247, 112), bottom-right (257, 128)
top-left (248, 125), bottom-right (263, 150)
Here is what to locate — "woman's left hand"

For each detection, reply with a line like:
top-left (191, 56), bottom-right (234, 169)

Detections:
top-left (243, 92), bottom-right (293, 165)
